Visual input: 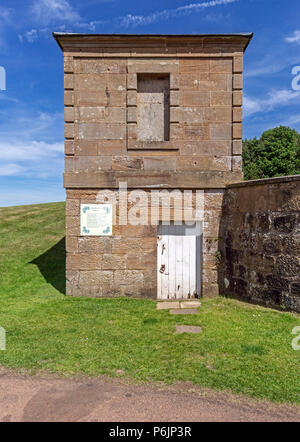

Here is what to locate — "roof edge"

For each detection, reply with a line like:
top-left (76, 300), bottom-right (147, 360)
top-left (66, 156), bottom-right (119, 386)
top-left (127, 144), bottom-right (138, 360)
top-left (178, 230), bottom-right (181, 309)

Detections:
top-left (53, 32), bottom-right (253, 52)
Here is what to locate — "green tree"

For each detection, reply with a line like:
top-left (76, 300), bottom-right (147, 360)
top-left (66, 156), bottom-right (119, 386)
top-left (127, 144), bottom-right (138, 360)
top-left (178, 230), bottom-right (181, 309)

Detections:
top-left (242, 126), bottom-right (300, 180)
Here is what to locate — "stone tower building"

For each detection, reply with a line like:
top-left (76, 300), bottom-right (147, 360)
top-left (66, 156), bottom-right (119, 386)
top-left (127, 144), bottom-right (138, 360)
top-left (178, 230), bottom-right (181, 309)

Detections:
top-left (54, 33), bottom-right (252, 299)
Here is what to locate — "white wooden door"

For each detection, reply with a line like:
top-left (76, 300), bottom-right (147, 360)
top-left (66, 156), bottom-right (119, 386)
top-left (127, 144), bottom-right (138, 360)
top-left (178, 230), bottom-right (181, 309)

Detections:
top-left (157, 235), bottom-right (197, 299)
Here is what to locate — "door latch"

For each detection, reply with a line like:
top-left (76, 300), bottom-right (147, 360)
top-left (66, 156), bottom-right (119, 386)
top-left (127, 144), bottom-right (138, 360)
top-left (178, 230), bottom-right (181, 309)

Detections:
top-left (160, 264), bottom-right (166, 274)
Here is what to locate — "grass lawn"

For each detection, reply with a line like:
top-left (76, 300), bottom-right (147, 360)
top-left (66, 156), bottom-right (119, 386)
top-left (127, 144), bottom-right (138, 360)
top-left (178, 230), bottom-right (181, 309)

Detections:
top-left (0, 202), bottom-right (299, 404)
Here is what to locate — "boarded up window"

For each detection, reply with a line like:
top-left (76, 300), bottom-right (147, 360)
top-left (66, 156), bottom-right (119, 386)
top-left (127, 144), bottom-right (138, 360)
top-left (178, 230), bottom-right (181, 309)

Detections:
top-left (137, 74), bottom-right (170, 142)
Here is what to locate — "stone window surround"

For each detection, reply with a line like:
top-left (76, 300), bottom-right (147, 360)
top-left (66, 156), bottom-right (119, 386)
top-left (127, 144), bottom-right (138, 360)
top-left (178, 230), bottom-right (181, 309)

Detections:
top-left (126, 71), bottom-right (179, 151)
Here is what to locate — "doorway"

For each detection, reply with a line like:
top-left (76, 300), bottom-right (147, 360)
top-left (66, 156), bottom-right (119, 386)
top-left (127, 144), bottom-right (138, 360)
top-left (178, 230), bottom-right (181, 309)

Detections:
top-left (157, 222), bottom-right (202, 299)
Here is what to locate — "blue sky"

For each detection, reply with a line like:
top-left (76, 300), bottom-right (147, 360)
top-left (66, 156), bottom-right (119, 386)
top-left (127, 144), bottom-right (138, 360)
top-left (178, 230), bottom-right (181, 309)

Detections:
top-left (0, 0), bottom-right (299, 206)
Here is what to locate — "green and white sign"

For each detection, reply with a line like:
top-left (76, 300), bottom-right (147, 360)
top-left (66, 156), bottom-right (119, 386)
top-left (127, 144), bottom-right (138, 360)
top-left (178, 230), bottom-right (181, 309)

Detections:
top-left (80, 204), bottom-right (112, 236)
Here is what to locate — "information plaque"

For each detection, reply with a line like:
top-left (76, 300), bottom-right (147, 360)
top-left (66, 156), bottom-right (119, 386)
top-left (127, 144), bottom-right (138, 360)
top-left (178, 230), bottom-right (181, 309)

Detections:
top-left (80, 204), bottom-right (112, 236)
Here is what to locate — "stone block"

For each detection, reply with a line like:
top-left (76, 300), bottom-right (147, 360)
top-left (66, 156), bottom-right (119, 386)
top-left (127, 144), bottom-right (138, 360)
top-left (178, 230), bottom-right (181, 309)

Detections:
top-left (128, 59), bottom-right (179, 73)
top-left (232, 139), bottom-right (242, 155)
top-left (66, 215), bottom-right (80, 236)
top-left (170, 74), bottom-right (179, 89)
top-left (177, 156), bottom-right (231, 171)
top-left (180, 59), bottom-right (210, 73)
top-left (180, 301), bottom-right (201, 308)
top-left (176, 325), bottom-right (202, 334)
top-left (66, 199), bottom-right (80, 216)
top-left (232, 155), bottom-right (242, 171)
top-left (74, 140), bottom-right (98, 156)
top-left (66, 253), bottom-right (102, 270)
top-left (64, 107), bottom-right (75, 123)
top-left (78, 237), bottom-right (111, 253)
top-left (157, 301), bottom-right (180, 309)
top-left (78, 123), bottom-right (125, 140)
top-left (211, 91), bottom-right (232, 106)
top-left (170, 90), bottom-right (180, 106)
top-left (114, 270), bottom-right (144, 285)
top-left (112, 156), bottom-right (143, 171)
top-left (233, 91), bottom-right (243, 106)
top-left (210, 58), bottom-right (232, 73)
top-left (64, 56), bottom-right (74, 74)
top-left (76, 107), bottom-right (125, 123)
top-left (182, 91), bottom-right (210, 107)
top-left (127, 74), bottom-right (137, 89)
top-left (102, 254), bottom-right (126, 270)
top-left (233, 123), bottom-right (242, 139)
top-left (180, 140), bottom-right (231, 156)
top-left (75, 90), bottom-right (126, 107)
top-left (127, 90), bottom-right (137, 106)
top-left (64, 91), bottom-right (74, 106)
top-left (66, 236), bottom-right (78, 253)
top-left (65, 140), bottom-right (74, 155)
top-left (144, 157), bottom-right (176, 171)
top-left (65, 123), bottom-right (75, 139)
top-left (274, 214), bottom-right (296, 233)
top-left (233, 74), bottom-right (243, 90)
top-left (76, 156), bottom-right (112, 171)
top-left (233, 107), bottom-right (242, 123)
top-left (180, 107), bottom-right (203, 124)
top-left (98, 140), bottom-right (126, 155)
top-left (183, 124), bottom-right (210, 140)
top-left (64, 74), bottom-right (74, 90)
top-left (233, 56), bottom-right (243, 73)
top-left (210, 124), bottom-right (231, 140)
top-left (74, 59), bottom-right (126, 74)
top-left (209, 73), bottom-right (232, 91)
top-left (127, 107), bottom-right (137, 123)
top-left (170, 107), bottom-right (181, 123)
top-left (215, 107), bottom-right (232, 123)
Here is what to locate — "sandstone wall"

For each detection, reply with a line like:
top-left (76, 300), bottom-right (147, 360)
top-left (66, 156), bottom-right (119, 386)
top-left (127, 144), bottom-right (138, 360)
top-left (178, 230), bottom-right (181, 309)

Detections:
top-left (66, 189), bottom-right (223, 298)
top-left (219, 176), bottom-right (300, 312)
top-left (63, 54), bottom-right (244, 186)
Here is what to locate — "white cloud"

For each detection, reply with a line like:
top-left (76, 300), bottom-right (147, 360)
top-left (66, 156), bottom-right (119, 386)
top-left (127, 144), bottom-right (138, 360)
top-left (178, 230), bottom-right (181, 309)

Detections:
top-left (0, 163), bottom-right (26, 177)
top-left (18, 29), bottom-right (38, 43)
top-left (285, 30), bottom-right (300, 45)
top-left (244, 89), bottom-right (300, 117)
top-left (120, 0), bottom-right (237, 27)
top-left (20, 0), bottom-right (106, 41)
top-left (0, 6), bottom-right (11, 22)
top-left (282, 113), bottom-right (300, 127)
top-left (32, 0), bottom-right (81, 24)
top-left (0, 140), bottom-right (63, 162)
top-left (0, 140), bottom-right (64, 178)
top-left (0, 107), bottom-right (64, 179)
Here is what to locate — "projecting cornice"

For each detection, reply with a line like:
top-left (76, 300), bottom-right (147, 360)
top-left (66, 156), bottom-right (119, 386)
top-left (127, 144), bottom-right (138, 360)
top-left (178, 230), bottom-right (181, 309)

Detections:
top-left (53, 33), bottom-right (253, 56)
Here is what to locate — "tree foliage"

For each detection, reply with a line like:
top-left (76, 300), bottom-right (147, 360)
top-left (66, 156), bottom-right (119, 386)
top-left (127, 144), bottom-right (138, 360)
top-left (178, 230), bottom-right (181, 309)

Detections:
top-left (242, 126), bottom-right (300, 180)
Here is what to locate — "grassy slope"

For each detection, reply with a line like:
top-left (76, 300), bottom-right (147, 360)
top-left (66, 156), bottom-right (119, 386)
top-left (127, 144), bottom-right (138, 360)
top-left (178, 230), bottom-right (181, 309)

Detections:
top-left (0, 202), bottom-right (299, 403)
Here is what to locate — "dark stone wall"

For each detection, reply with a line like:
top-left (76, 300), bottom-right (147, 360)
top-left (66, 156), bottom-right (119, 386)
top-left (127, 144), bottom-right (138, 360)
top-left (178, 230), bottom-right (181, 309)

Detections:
top-left (219, 176), bottom-right (300, 312)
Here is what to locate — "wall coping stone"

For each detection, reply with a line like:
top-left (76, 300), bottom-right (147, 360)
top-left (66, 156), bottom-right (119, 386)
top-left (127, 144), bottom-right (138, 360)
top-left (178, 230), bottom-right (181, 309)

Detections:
top-left (227, 175), bottom-right (300, 189)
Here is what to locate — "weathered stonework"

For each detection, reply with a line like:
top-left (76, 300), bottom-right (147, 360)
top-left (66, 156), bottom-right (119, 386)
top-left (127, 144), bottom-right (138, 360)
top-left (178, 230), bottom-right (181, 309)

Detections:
top-left (219, 176), bottom-right (300, 312)
top-left (54, 33), bottom-right (253, 299)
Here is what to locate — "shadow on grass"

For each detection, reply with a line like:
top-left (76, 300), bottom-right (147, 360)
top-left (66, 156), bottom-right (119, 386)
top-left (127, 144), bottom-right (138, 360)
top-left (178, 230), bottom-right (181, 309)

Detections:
top-left (30, 237), bottom-right (66, 295)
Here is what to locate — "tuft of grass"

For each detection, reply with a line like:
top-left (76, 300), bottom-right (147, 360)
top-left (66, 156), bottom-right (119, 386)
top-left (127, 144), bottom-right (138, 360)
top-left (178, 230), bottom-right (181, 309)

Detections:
top-left (0, 202), bottom-right (299, 404)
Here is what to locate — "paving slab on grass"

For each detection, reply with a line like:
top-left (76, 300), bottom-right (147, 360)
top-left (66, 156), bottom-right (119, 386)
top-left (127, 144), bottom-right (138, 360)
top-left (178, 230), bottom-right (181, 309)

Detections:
top-left (157, 302), bottom-right (180, 310)
top-left (180, 301), bottom-right (201, 309)
top-left (170, 308), bottom-right (199, 315)
top-left (176, 325), bottom-right (202, 334)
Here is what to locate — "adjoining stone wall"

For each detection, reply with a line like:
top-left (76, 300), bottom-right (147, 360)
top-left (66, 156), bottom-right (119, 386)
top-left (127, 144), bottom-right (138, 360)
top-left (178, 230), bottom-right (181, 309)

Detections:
top-left (219, 176), bottom-right (300, 312)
